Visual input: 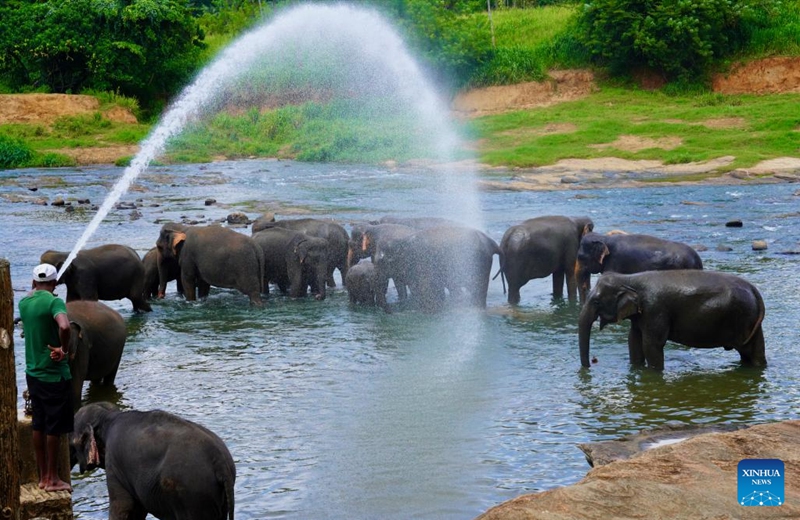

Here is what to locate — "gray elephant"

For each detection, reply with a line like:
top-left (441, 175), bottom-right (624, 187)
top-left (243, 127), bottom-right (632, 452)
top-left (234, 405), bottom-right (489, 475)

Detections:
top-left (349, 223), bottom-right (416, 303)
top-left (252, 227), bottom-right (329, 300)
top-left (156, 223), bottom-right (264, 305)
top-left (576, 232), bottom-right (703, 303)
top-left (72, 402), bottom-right (235, 520)
top-left (67, 300), bottom-right (126, 409)
top-left (579, 270), bottom-right (766, 370)
top-left (142, 247), bottom-right (182, 300)
top-left (345, 260), bottom-right (378, 305)
top-left (40, 245), bottom-right (151, 312)
top-left (375, 226), bottom-right (502, 311)
top-left (253, 217), bottom-right (348, 288)
top-left (499, 216), bottom-right (594, 304)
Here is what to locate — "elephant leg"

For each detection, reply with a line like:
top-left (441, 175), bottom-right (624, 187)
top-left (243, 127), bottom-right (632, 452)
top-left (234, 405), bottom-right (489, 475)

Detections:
top-left (108, 478), bottom-right (147, 520)
top-left (551, 269), bottom-right (565, 300)
top-left (564, 261), bottom-right (578, 303)
top-left (641, 331), bottom-right (667, 370)
top-left (738, 327), bottom-right (767, 367)
top-left (182, 273), bottom-right (197, 301)
top-left (628, 324), bottom-right (645, 367)
top-left (103, 357), bottom-right (122, 386)
top-left (130, 293), bottom-right (152, 313)
top-left (197, 279), bottom-right (211, 299)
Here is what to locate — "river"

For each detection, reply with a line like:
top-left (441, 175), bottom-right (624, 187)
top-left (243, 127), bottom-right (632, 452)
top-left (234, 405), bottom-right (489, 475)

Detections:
top-left (2, 160), bottom-right (798, 519)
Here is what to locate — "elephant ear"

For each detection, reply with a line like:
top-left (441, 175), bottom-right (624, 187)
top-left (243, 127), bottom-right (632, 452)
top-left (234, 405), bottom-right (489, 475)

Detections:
top-left (582, 222), bottom-right (594, 238)
top-left (171, 232), bottom-right (187, 256)
top-left (293, 238), bottom-right (309, 264)
top-left (588, 240), bottom-right (610, 265)
top-left (361, 233), bottom-right (371, 254)
top-left (616, 287), bottom-right (640, 322)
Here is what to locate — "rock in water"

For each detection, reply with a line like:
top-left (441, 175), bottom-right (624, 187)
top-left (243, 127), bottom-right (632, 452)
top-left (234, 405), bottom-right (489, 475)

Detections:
top-left (476, 420), bottom-right (800, 520)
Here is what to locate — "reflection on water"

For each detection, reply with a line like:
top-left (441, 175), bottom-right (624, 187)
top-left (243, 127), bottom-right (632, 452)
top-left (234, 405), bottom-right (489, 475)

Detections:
top-left (1, 161), bottom-right (798, 519)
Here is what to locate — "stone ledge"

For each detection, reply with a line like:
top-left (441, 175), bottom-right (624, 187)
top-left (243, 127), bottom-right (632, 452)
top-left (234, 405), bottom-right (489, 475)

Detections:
top-left (20, 483), bottom-right (72, 520)
top-left (476, 420), bottom-right (800, 520)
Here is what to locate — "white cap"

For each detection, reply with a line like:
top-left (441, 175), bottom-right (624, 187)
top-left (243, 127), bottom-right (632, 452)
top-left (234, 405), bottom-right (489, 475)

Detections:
top-left (32, 263), bottom-right (58, 282)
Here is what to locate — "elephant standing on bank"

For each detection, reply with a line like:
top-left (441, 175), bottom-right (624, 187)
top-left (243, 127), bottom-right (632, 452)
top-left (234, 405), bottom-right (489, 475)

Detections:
top-left (156, 223), bottom-right (265, 305)
top-left (375, 226), bottom-right (502, 311)
top-left (72, 402), bottom-right (236, 520)
top-left (499, 216), bottom-right (594, 304)
top-left (576, 232), bottom-right (703, 303)
top-left (142, 247), bottom-right (182, 300)
top-left (349, 223), bottom-right (416, 304)
top-left (40, 245), bottom-right (151, 312)
top-left (252, 227), bottom-right (329, 300)
top-left (253, 218), bottom-right (348, 288)
top-left (66, 301), bottom-right (126, 409)
top-left (579, 270), bottom-right (766, 370)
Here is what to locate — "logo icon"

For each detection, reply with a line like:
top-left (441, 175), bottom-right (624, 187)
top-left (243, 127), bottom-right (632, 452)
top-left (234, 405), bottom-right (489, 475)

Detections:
top-left (738, 459), bottom-right (784, 506)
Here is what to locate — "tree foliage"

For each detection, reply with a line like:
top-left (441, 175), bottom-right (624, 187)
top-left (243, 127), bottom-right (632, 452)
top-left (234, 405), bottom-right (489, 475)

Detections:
top-left (575, 0), bottom-right (772, 80)
top-left (0, 0), bottom-right (205, 103)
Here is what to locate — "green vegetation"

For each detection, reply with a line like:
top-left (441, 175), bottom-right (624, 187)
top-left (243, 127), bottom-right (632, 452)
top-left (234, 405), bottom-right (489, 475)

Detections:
top-left (1, 0), bottom-right (799, 170)
top-left (165, 99), bottom-right (446, 163)
top-left (471, 88), bottom-right (800, 171)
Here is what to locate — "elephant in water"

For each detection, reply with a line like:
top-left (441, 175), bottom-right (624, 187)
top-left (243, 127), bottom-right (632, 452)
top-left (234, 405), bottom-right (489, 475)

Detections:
top-left (348, 223), bottom-right (416, 304)
top-left (579, 270), bottom-right (766, 370)
top-left (142, 246), bottom-right (182, 300)
top-left (40, 244), bottom-right (151, 312)
top-left (156, 223), bottom-right (264, 305)
top-left (72, 402), bottom-right (235, 520)
top-left (253, 217), bottom-right (349, 288)
top-left (252, 227), bottom-right (329, 300)
top-left (576, 232), bottom-right (703, 303)
top-left (499, 215), bottom-right (594, 304)
top-left (66, 300), bottom-right (126, 409)
top-left (375, 225), bottom-right (502, 311)
top-left (345, 259), bottom-right (378, 305)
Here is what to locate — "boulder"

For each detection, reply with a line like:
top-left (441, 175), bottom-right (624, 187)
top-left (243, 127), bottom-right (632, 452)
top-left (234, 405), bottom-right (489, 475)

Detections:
top-left (477, 420), bottom-right (800, 520)
top-left (752, 240), bottom-right (768, 251)
top-left (725, 219), bottom-right (743, 227)
top-left (226, 212), bottom-right (250, 225)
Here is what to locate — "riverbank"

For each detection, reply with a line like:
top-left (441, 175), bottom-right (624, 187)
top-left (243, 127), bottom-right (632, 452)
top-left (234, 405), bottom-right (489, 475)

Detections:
top-left (477, 419), bottom-right (800, 519)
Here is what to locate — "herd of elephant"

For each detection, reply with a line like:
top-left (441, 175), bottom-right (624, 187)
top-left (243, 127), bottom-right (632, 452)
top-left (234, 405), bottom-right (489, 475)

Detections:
top-left (33, 213), bottom-right (767, 519)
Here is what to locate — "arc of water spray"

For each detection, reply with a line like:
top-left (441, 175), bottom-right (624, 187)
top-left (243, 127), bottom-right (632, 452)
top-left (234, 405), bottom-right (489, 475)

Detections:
top-left (57, 4), bottom-right (476, 279)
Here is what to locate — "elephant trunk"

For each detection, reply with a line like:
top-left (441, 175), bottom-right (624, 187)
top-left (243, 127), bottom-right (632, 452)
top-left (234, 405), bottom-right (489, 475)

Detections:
top-left (579, 302), bottom-right (597, 368)
top-left (576, 261), bottom-right (591, 304)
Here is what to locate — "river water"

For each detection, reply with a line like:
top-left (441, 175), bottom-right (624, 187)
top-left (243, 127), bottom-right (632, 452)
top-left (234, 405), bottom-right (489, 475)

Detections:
top-left (2, 160), bottom-right (798, 519)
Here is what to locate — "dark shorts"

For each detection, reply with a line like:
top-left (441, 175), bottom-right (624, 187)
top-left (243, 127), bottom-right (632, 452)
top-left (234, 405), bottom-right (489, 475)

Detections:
top-left (26, 374), bottom-right (74, 435)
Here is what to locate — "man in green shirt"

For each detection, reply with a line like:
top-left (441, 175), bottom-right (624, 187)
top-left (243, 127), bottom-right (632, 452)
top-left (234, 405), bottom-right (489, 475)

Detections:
top-left (19, 263), bottom-right (73, 492)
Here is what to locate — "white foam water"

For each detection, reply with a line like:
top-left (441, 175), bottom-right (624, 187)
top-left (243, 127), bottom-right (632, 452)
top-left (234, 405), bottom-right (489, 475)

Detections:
top-left (58, 3), bottom-right (480, 278)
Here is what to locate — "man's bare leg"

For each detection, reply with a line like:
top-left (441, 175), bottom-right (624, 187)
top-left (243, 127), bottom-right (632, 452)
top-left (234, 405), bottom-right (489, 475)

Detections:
top-left (32, 430), bottom-right (47, 489)
top-left (43, 434), bottom-right (71, 492)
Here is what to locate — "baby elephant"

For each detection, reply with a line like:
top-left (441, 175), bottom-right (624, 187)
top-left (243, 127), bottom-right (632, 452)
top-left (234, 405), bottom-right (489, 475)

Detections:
top-left (67, 301), bottom-right (126, 409)
top-left (579, 270), bottom-right (766, 370)
top-left (72, 402), bottom-right (236, 520)
top-left (346, 260), bottom-right (378, 305)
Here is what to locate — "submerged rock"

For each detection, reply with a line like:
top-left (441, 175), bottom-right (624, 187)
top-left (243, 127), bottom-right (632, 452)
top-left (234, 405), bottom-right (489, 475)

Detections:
top-left (725, 219), bottom-right (743, 227)
top-left (752, 240), bottom-right (768, 251)
top-left (477, 420), bottom-right (800, 520)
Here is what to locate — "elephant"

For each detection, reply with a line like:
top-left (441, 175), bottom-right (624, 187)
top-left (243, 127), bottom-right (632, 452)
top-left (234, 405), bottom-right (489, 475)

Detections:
top-left (252, 227), bottom-right (329, 300)
top-left (66, 300), bottom-right (126, 409)
top-left (72, 402), bottom-right (236, 520)
top-left (253, 218), bottom-right (348, 288)
top-left (345, 260), bottom-right (378, 305)
top-left (576, 232), bottom-right (703, 303)
top-left (156, 223), bottom-right (264, 305)
top-left (348, 223), bottom-right (416, 303)
top-left (40, 244), bottom-right (152, 312)
top-left (578, 270), bottom-right (766, 370)
top-left (142, 247), bottom-right (182, 300)
top-left (375, 225), bottom-right (502, 311)
top-left (499, 216), bottom-right (594, 304)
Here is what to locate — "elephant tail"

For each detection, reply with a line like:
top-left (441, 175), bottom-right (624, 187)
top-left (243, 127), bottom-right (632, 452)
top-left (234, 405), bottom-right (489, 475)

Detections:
top-left (743, 284), bottom-right (766, 346)
top-left (225, 476), bottom-right (235, 520)
top-left (490, 245), bottom-right (506, 295)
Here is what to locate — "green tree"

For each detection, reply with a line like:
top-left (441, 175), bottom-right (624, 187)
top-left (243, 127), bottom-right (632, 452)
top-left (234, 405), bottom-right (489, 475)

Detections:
top-left (0, 0), bottom-right (205, 104)
top-left (575, 0), bottom-right (768, 80)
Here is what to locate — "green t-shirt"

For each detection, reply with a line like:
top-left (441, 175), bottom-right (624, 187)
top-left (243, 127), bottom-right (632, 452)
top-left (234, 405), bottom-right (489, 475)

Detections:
top-left (19, 290), bottom-right (71, 383)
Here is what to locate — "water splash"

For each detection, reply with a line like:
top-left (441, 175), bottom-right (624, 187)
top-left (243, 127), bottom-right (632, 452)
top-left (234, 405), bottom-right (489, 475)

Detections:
top-left (58, 3), bottom-right (480, 278)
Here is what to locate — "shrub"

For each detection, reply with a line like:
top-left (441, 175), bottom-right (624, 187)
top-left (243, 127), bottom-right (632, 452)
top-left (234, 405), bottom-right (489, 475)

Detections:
top-left (0, 0), bottom-right (205, 105)
top-left (575, 0), bottom-right (767, 80)
top-left (0, 135), bottom-right (34, 168)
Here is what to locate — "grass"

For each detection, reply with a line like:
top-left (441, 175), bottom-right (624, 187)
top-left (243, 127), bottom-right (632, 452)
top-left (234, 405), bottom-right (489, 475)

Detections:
top-left (470, 88), bottom-right (800, 171)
